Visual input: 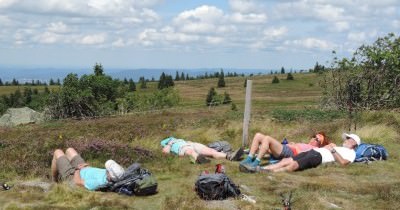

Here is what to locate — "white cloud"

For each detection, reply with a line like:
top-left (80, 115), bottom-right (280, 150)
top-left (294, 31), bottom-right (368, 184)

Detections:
top-left (288, 38), bottom-right (335, 51)
top-left (47, 22), bottom-right (69, 33)
top-left (333, 21), bottom-right (350, 32)
top-left (206, 36), bottom-right (223, 44)
top-left (230, 12), bottom-right (267, 24)
top-left (78, 34), bottom-right (106, 45)
top-left (174, 5), bottom-right (225, 23)
top-left (112, 38), bottom-right (125, 47)
top-left (0, 15), bottom-right (12, 25)
top-left (263, 26), bottom-right (288, 38)
top-left (35, 32), bottom-right (60, 44)
top-left (347, 32), bottom-right (366, 42)
top-left (229, 0), bottom-right (260, 13)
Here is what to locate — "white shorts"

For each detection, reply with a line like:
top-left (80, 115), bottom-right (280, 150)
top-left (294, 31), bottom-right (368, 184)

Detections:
top-left (179, 142), bottom-right (207, 156)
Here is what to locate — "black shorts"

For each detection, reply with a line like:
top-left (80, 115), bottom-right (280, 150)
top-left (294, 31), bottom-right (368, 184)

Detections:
top-left (293, 150), bottom-right (322, 171)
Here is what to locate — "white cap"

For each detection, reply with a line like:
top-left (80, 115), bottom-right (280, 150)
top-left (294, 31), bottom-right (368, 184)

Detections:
top-left (342, 133), bottom-right (361, 145)
top-left (105, 160), bottom-right (125, 181)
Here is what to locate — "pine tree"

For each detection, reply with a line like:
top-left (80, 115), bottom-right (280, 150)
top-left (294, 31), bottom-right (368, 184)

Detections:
top-left (287, 73), bottom-right (294, 80)
top-left (222, 92), bottom-right (232, 104)
top-left (49, 79), bottom-right (55, 85)
top-left (128, 79), bottom-right (136, 91)
top-left (0, 78), bottom-right (3, 86)
top-left (186, 74), bottom-right (189, 80)
top-left (139, 77), bottom-right (147, 89)
top-left (206, 87), bottom-right (217, 106)
top-left (281, 67), bottom-right (285, 74)
top-left (272, 76), bottom-right (280, 84)
top-left (175, 71), bottom-right (180, 81)
top-left (217, 69), bottom-right (226, 87)
top-left (158, 72), bottom-right (166, 89)
top-left (94, 63), bottom-right (104, 76)
top-left (181, 72), bottom-right (185, 81)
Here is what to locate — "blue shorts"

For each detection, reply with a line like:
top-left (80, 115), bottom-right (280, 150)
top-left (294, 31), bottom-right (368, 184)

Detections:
top-left (273, 144), bottom-right (294, 159)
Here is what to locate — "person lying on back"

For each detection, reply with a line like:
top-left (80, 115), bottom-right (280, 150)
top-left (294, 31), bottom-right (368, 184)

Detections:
top-left (240, 132), bottom-right (331, 173)
top-left (256, 133), bottom-right (360, 173)
top-left (51, 147), bottom-right (124, 191)
top-left (161, 137), bottom-right (244, 164)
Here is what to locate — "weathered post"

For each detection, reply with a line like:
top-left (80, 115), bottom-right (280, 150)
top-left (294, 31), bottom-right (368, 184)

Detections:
top-left (242, 80), bottom-right (252, 147)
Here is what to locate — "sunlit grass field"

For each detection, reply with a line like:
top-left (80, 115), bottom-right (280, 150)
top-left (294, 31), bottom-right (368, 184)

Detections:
top-left (1, 73), bottom-right (399, 210)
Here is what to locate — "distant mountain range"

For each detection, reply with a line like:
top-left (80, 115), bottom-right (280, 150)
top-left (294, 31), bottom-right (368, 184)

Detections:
top-left (0, 67), bottom-right (279, 83)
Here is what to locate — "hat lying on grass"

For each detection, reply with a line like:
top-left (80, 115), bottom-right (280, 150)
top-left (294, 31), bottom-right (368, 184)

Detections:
top-left (342, 133), bottom-right (361, 145)
top-left (105, 160), bottom-right (125, 181)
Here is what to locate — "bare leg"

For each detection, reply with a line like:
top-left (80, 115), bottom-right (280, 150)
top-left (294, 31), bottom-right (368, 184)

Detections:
top-left (200, 147), bottom-right (227, 159)
top-left (254, 134), bottom-right (283, 160)
top-left (51, 149), bottom-right (65, 182)
top-left (263, 158), bottom-right (299, 173)
top-left (65, 147), bottom-right (79, 161)
top-left (271, 161), bottom-right (299, 172)
top-left (183, 148), bottom-right (199, 160)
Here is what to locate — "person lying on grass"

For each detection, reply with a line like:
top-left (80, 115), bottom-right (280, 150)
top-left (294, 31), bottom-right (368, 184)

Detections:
top-left (240, 132), bottom-right (331, 173)
top-left (252, 133), bottom-right (360, 173)
top-left (161, 137), bottom-right (244, 164)
top-left (51, 147), bottom-right (124, 191)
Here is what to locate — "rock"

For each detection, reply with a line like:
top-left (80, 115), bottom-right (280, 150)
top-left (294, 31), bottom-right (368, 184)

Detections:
top-left (18, 180), bottom-right (52, 192)
top-left (0, 107), bottom-right (44, 127)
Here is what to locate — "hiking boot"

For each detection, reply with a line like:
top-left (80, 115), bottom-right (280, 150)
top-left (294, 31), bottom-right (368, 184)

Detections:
top-left (239, 163), bottom-right (257, 173)
top-left (227, 147), bottom-right (244, 161)
top-left (196, 155), bottom-right (211, 164)
top-left (255, 166), bottom-right (271, 174)
top-left (240, 156), bottom-right (254, 165)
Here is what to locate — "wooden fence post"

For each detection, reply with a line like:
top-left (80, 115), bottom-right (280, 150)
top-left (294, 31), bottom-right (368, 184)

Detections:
top-left (242, 80), bottom-right (252, 147)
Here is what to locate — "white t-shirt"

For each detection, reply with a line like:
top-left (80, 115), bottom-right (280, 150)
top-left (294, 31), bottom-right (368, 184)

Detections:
top-left (313, 147), bottom-right (356, 164)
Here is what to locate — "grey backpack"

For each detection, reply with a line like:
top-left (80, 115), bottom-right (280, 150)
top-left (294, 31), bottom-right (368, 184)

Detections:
top-left (207, 141), bottom-right (232, 153)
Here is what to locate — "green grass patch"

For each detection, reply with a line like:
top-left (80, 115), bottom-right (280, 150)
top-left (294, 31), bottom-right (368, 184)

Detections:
top-left (270, 109), bottom-right (346, 122)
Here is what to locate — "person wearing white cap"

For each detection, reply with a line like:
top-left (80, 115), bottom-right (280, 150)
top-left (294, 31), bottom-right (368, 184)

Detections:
top-left (256, 133), bottom-right (361, 173)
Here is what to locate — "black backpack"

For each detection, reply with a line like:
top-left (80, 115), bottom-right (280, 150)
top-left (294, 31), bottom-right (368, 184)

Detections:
top-left (101, 163), bottom-right (158, 196)
top-left (207, 141), bottom-right (232, 153)
top-left (195, 173), bottom-right (241, 200)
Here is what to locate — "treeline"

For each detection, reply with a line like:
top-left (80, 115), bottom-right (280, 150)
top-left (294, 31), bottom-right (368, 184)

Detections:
top-left (0, 64), bottom-right (180, 118)
top-left (0, 78), bottom-right (61, 86)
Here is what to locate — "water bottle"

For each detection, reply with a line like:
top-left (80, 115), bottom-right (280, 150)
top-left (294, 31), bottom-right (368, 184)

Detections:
top-left (215, 164), bottom-right (225, 174)
top-left (2, 183), bottom-right (11, 190)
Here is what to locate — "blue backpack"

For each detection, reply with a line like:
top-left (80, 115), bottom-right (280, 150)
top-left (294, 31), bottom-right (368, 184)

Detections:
top-left (355, 143), bottom-right (388, 163)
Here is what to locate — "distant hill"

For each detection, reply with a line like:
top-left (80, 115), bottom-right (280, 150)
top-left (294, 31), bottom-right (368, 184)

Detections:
top-left (0, 67), bottom-right (277, 83)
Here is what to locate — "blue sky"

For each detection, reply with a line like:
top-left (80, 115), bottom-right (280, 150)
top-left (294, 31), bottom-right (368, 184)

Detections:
top-left (0, 0), bottom-right (399, 70)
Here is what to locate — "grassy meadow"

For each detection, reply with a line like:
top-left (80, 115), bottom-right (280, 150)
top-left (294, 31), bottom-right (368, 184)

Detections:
top-left (1, 73), bottom-right (399, 210)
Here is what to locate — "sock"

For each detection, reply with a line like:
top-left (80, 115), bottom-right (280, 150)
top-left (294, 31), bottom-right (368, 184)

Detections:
top-left (253, 158), bottom-right (261, 165)
top-left (248, 154), bottom-right (254, 159)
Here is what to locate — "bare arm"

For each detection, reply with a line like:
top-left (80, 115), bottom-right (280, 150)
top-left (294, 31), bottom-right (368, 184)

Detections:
top-left (324, 144), bottom-right (350, 166)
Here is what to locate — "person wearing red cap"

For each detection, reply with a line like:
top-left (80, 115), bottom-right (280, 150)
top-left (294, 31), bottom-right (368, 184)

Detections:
top-left (258, 133), bottom-right (361, 173)
top-left (240, 132), bottom-right (331, 173)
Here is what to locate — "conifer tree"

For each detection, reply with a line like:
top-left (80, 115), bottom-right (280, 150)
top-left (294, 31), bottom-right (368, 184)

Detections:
top-left (281, 67), bottom-right (285, 74)
top-left (272, 76), bottom-right (280, 84)
top-left (287, 73), bottom-right (294, 80)
top-left (128, 79), bottom-right (136, 91)
top-left (217, 69), bottom-right (226, 87)
top-left (206, 87), bottom-right (217, 106)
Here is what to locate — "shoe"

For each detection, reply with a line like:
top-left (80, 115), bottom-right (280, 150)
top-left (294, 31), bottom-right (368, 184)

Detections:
top-left (239, 163), bottom-right (257, 173)
top-left (227, 147), bottom-right (244, 161)
top-left (196, 155), bottom-right (211, 164)
top-left (105, 160), bottom-right (125, 181)
top-left (240, 156), bottom-right (254, 165)
top-left (255, 166), bottom-right (271, 174)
